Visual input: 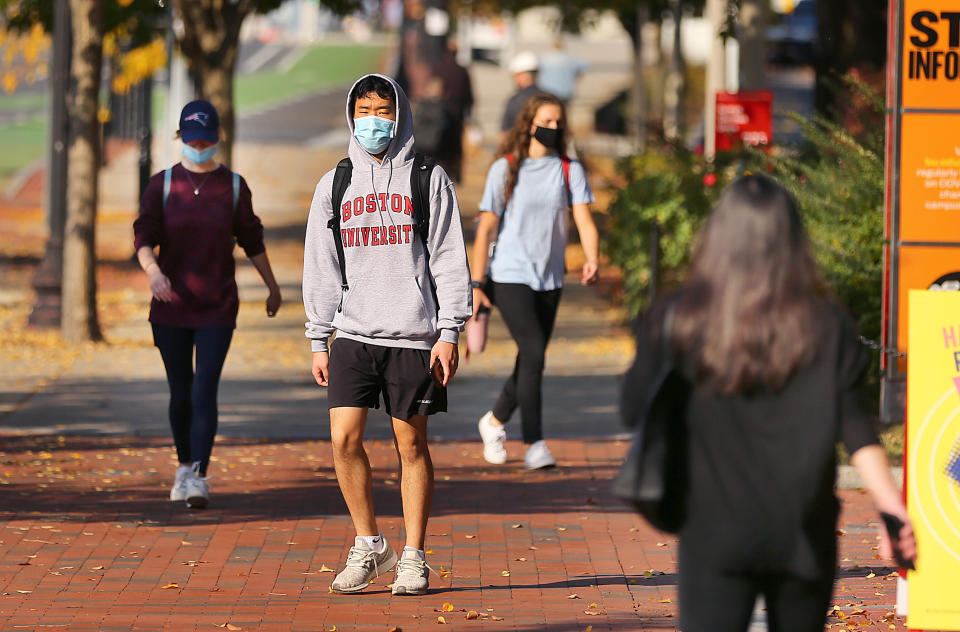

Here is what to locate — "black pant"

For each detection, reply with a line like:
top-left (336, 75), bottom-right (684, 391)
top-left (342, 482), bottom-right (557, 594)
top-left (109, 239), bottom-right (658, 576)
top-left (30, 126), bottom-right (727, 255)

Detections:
top-left (490, 282), bottom-right (562, 444)
top-left (152, 324), bottom-right (233, 476)
top-left (678, 545), bottom-right (834, 632)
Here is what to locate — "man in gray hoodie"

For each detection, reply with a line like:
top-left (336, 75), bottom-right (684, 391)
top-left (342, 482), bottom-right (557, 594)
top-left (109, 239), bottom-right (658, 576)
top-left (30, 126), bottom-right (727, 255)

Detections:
top-left (303, 74), bottom-right (472, 596)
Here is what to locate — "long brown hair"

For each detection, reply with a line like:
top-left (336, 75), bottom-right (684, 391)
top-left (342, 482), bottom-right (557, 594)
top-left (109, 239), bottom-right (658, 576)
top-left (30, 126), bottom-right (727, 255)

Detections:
top-left (671, 175), bottom-right (826, 393)
top-left (496, 93), bottom-right (568, 203)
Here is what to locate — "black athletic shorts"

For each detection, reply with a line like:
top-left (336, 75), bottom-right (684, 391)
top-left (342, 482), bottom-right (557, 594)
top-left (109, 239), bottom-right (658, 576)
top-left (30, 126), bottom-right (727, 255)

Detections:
top-left (327, 337), bottom-right (447, 420)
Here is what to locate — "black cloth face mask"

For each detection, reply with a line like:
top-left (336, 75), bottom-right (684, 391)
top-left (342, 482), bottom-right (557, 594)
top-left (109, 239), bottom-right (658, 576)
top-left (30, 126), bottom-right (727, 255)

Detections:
top-left (532, 126), bottom-right (564, 150)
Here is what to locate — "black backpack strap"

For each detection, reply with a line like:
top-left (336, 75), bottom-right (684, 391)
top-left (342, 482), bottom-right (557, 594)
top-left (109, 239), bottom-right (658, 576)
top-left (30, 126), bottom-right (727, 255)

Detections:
top-left (328, 157), bottom-right (353, 301)
top-left (411, 153), bottom-right (437, 252)
top-left (411, 152), bottom-right (439, 309)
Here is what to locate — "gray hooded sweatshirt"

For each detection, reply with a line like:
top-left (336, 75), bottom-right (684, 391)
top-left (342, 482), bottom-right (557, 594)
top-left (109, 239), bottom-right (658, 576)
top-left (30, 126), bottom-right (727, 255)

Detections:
top-left (303, 74), bottom-right (472, 353)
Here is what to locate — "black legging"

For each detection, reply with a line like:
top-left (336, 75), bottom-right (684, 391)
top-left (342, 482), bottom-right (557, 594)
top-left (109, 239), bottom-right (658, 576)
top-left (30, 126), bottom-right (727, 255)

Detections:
top-left (678, 542), bottom-right (834, 632)
top-left (152, 324), bottom-right (233, 476)
top-left (489, 282), bottom-right (562, 444)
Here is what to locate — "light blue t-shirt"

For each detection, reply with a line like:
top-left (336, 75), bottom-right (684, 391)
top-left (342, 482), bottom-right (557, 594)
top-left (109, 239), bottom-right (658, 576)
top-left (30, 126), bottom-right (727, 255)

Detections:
top-left (479, 154), bottom-right (594, 291)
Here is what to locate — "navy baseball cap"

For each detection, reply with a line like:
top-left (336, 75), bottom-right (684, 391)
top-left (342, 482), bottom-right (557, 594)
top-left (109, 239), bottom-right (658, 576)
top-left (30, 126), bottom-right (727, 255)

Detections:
top-left (179, 100), bottom-right (219, 144)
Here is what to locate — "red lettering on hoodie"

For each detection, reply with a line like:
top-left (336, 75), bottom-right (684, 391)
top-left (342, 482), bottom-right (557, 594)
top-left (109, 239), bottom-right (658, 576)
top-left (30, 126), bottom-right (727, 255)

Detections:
top-left (342, 202), bottom-right (351, 222)
top-left (392, 193), bottom-right (403, 213)
top-left (404, 196), bottom-right (414, 216)
top-left (361, 227), bottom-right (370, 246)
top-left (366, 194), bottom-right (377, 214)
top-left (389, 225), bottom-right (397, 244)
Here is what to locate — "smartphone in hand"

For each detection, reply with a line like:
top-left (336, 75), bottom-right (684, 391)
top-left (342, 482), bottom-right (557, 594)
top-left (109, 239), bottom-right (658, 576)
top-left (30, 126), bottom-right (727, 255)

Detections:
top-left (880, 512), bottom-right (916, 571)
top-left (430, 360), bottom-right (445, 386)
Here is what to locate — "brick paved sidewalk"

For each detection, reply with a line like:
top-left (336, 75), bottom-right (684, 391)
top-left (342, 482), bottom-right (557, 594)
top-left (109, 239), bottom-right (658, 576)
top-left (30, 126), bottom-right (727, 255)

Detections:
top-left (0, 435), bottom-right (907, 632)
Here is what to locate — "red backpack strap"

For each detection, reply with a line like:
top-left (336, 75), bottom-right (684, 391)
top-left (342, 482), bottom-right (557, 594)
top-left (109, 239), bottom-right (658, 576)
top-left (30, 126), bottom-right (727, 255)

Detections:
top-left (561, 155), bottom-right (572, 206)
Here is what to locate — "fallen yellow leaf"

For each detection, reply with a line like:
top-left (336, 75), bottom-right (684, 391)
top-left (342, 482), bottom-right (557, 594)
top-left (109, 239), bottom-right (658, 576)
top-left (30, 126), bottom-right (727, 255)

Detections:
top-left (501, 570), bottom-right (510, 576)
top-left (441, 602), bottom-right (454, 612)
top-left (511, 524), bottom-right (523, 528)
top-left (465, 534), bottom-right (476, 539)
top-left (437, 616), bottom-right (446, 624)
top-left (658, 598), bottom-right (672, 604)
top-left (567, 594), bottom-right (580, 599)
top-left (319, 564), bottom-right (335, 572)
top-left (425, 549), bottom-right (433, 554)
top-left (465, 610), bottom-right (479, 620)
top-left (161, 583), bottom-right (179, 589)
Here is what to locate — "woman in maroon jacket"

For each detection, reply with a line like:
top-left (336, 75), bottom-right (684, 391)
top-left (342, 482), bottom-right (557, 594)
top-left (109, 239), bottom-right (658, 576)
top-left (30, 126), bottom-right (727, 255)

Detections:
top-left (133, 100), bottom-right (281, 509)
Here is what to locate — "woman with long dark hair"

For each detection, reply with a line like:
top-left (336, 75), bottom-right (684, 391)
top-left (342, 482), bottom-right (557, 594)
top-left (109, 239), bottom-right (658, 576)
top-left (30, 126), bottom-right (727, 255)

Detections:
top-left (471, 93), bottom-right (600, 469)
top-left (134, 100), bottom-right (282, 509)
top-left (622, 175), bottom-right (916, 631)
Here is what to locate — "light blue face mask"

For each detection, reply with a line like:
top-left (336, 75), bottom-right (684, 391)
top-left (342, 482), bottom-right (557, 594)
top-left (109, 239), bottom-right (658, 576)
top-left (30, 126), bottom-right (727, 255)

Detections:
top-left (182, 143), bottom-right (217, 164)
top-left (353, 115), bottom-right (395, 154)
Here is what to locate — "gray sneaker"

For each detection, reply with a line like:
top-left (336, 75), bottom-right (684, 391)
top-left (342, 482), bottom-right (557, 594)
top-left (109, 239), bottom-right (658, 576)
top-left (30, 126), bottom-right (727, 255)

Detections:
top-left (391, 549), bottom-right (432, 596)
top-left (331, 538), bottom-right (398, 593)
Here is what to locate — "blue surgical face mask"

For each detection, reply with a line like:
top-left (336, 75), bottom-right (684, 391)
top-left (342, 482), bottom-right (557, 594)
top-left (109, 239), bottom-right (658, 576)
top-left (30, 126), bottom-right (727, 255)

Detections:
top-left (182, 143), bottom-right (217, 164)
top-left (353, 115), bottom-right (395, 154)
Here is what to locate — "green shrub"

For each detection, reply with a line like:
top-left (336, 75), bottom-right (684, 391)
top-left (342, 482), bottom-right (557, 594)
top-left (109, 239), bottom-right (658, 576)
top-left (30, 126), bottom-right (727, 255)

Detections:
top-left (603, 143), bottom-right (735, 316)
top-left (604, 77), bottom-right (884, 348)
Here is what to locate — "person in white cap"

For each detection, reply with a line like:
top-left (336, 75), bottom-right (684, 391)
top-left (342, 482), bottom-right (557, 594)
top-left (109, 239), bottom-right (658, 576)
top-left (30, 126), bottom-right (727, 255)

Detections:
top-left (500, 51), bottom-right (543, 142)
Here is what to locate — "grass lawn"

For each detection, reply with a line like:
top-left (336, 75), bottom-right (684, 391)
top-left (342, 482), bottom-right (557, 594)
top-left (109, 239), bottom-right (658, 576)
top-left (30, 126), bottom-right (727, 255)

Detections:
top-left (234, 42), bottom-right (387, 112)
top-left (0, 42), bottom-right (387, 189)
top-left (0, 117), bottom-right (46, 189)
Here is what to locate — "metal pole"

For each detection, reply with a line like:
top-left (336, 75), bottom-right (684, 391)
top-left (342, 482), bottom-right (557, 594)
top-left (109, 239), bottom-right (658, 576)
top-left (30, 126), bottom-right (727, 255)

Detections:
top-left (138, 79), bottom-right (153, 202)
top-left (29, 0), bottom-right (70, 328)
top-left (648, 221), bottom-right (659, 305)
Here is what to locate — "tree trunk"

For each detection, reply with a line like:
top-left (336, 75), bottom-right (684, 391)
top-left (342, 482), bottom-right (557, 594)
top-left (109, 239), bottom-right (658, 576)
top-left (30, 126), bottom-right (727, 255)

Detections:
top-left (704, 0), bottom-right (727, 158)
top-left (173, 0), bottom-right (247, 167)
top-left (663, 0), bottom-right (686, 142)
top-left (62, 0), bottom-right (102, 343)
top-left (738, 0), bottom-right (767, 91)
top-left (628, 6), bottom-right (648, 151)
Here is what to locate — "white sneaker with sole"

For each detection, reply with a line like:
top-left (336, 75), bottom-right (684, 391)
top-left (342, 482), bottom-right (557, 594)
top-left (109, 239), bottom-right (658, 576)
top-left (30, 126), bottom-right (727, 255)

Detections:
top-left (391, 548), bottom-right (433, 596)
top-left (170, 464), bottom-right (191, 501)
top-left (185, 463), bottom-right (211, 509)
top-left (478, 411), bottom-right (507, 464)
top-left (331, 538), bottom-right (398, 593)
top-left (524, 440), bottom-right (556, 470)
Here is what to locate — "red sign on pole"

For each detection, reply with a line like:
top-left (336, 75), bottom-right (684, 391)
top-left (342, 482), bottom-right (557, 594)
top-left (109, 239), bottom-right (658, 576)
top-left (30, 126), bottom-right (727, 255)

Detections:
top-left (715, 90), bottom-right (773, 152)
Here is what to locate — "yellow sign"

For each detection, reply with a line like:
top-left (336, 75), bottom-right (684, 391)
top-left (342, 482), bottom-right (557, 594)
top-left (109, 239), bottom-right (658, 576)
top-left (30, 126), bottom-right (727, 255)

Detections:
top-left (907, 290), bottom-right (960, 630)
top-left (902, 1), bottom-right (960, 108)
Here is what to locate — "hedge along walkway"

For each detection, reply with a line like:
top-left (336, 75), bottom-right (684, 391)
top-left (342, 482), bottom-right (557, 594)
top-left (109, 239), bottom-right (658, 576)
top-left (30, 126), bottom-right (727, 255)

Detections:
top-left (0, 434), bottom-right (907, 632)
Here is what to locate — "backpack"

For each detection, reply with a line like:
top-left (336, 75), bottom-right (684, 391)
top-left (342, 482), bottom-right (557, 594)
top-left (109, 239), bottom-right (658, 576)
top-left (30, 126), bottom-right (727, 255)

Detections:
top-left (412, 98), bottom-right (456, 155)
top-left (327, 153), bottom-right (437, 301)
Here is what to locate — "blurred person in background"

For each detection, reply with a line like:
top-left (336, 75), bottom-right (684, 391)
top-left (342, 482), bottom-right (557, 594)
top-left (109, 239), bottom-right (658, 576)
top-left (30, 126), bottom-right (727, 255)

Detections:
top-left (472, 93), bottom-right (599, 470)
top-left (499, 51), bottom-right (543, 144)
top-left (622, 175), bottom-right (916, 632)
top-left (134, 100), bottom-right (282, 509)
top-left (537, 37), bottom-right (587, 106)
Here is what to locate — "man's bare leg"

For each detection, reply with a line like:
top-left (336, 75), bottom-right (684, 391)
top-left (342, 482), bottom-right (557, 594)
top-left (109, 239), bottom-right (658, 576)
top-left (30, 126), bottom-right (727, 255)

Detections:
top-left (391, 414), bottom-right (433, 550)
top-left (330, 406), bottom-right (378, 536)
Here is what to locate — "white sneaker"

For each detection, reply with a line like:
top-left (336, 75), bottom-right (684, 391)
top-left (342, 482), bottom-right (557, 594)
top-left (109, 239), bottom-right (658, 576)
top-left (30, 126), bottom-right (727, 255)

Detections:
top-left (524, 440), bottom-right (556, 470)
top-left (392, 548), bottom-right (433, 596)
top-left (185, 463), bottom-right (211, 509)
top-left (478, 411), bottom-right (507, 464)
top-left (331, 538), bottom-right (398, 593)
top-left (170, 464), bottom-right (191, 501)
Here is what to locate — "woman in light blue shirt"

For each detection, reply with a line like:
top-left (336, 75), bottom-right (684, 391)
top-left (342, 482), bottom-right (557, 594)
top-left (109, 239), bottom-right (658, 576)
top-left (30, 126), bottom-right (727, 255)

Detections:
top-left (470, 92), bottom-right (600, 470)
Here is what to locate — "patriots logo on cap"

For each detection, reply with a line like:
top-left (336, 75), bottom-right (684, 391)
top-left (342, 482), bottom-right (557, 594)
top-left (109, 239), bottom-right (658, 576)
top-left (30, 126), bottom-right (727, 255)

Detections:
top-left (184, 112), bottom-right (209, 126)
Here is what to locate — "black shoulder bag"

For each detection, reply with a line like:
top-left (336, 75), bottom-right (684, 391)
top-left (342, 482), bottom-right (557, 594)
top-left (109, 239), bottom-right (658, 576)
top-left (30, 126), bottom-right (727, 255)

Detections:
top-left (611, 306), bottom-right (690, 533)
